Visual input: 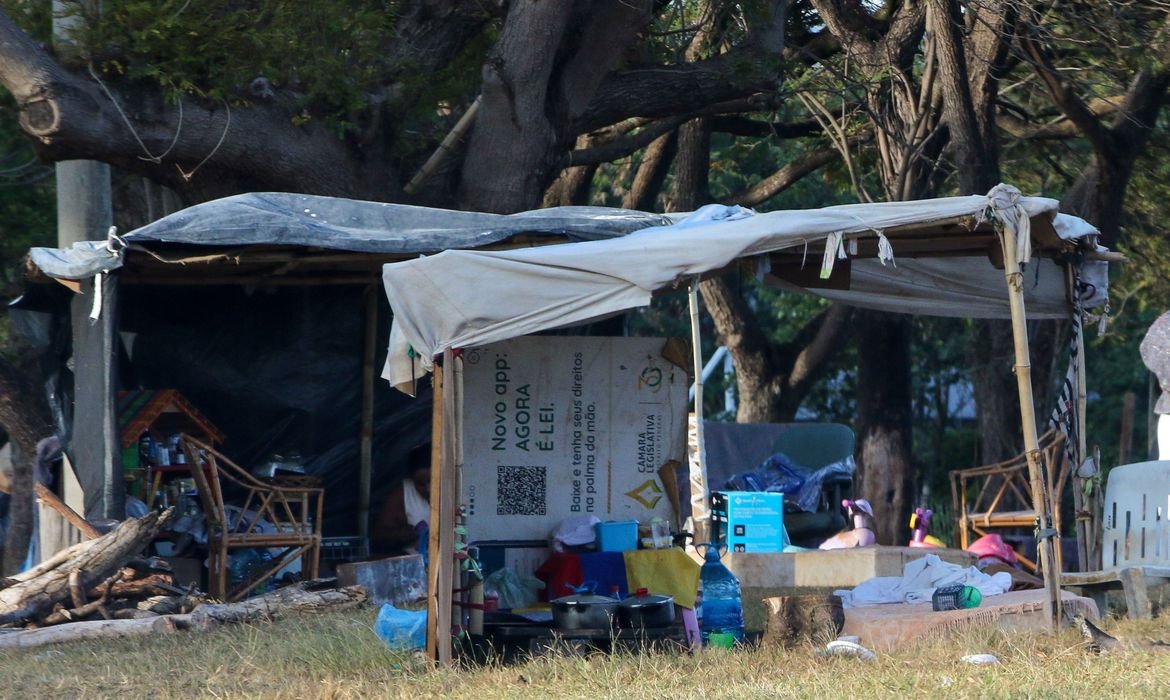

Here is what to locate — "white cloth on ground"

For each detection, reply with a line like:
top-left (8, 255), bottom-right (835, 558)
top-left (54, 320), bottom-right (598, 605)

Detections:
top-left (834, 553), bottom-right (1013, 608)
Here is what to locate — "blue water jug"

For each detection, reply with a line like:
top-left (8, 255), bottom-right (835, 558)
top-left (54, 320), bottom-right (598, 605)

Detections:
top-left (699, 544), bottom-right (745, 645)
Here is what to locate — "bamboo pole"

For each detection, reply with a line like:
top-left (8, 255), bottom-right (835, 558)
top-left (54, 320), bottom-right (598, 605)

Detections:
top-left (998, 220), bottom-right (1062, 629)
top-left (449, 355), bottom-right (464, 640)
top-left (438, 350), bottom-right (459, 665)
top-left (425, 361), bottom-right (444, 662)
top-left (403, 97), bottom-right (482, 195)
top-left (688, 281), bottom-right (711, 543)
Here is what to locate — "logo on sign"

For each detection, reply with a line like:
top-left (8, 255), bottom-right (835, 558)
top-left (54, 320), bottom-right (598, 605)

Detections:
top-left (625, 479), bottom-right (663, 508)
top-left (638, 366), bottom-right (663, 391)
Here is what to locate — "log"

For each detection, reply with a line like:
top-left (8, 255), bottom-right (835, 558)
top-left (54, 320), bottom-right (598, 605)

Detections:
top-left (0, 511), bottom-right (163, 627)
top-left (40, 594), bottom-right (111, 626)
top-left (0, 583), bottom-right (366, 649)
top-left (89, 572), bottom-right (178, 600)
top-left (135, 594), bottom-right (205, 615)
top-left (762, 594), bottom-right (845, 648)
top-left (177, 583), bottom-right (368, 631)
top-left (35, 482), bottom-right (101, 539)
top-left (0, 615), bottom-right (180, 649)
top-left (112, 608), bottom-right (161, 620)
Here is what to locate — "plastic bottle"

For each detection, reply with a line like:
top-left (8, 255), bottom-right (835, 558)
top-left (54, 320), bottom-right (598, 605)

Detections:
top-left (699, 545), bottom-right (745, 645)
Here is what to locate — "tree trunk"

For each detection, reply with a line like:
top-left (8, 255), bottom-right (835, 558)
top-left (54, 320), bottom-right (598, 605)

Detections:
top-left (701, 276), bottom-right (782, 422)
top-left (668, 118), bottom-right (712, 212)
top-left (972, 319), bottom-right (1021, 463)
top-left (854, 310), bottom-right (913, 545)
top-left (460, 0), bottom-right (655, 213)
top-left (0, 359), bottom-right (53, 576)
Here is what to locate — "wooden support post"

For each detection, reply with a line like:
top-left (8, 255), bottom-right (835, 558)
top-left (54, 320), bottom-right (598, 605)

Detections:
top-left (998, 218), bottom-right (1061, 630)
top-left (1119, 391), bottom-right (1135, 465)
top-left (425, 349), bottom-right (459, 666)
top-left (358, 286), bottom-right (377, 539)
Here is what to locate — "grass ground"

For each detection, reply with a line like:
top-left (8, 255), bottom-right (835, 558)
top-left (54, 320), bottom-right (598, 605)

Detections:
top-left (3, 605), bottom-right (1170, 699)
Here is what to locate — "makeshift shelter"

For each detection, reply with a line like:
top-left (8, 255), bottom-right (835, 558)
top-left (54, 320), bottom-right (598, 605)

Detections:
top-left (22, 185), bottom-right (1113, 664)
top-left (21, 193), bottom-right (670, 538)
top-left (378, 184), bottom-right (1113, 663)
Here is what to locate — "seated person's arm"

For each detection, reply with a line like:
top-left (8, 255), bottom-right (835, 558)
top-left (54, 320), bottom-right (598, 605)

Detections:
top-left (371, 484), bottom-right (422, 553)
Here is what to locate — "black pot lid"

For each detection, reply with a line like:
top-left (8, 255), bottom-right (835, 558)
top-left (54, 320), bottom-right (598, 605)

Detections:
top-left (619, 589), bottom-right (673, 608)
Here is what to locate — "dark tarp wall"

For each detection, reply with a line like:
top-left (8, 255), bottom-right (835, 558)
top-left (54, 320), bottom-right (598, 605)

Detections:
top-left (118, 283), bottom-right (433, 536)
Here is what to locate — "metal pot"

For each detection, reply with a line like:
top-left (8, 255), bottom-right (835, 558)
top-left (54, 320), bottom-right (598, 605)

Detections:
top-left (618, 588), bottom-right (676, 628)
top-left (550, 591), bottom-right (619, 631)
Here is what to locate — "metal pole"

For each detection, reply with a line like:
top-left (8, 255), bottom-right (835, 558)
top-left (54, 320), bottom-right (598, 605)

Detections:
top-left (688, 281), bottom-right (711, 539)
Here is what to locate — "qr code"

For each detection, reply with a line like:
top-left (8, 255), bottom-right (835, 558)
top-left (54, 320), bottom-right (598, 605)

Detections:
top-left (497, 465), bottom-right (547, 516)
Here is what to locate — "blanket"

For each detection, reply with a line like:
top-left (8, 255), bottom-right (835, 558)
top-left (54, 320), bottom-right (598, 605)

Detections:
top-left (834, 553), bottom-right (1012, 607)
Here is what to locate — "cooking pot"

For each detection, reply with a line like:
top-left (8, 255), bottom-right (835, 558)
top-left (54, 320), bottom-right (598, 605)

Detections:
top-left (550, 586), bottom-right (619, 631)
top-left (618, 588), bottom-right (675, 628)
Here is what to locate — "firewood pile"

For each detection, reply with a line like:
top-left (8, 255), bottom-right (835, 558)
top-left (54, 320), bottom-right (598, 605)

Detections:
top-left (0, 510), bottom-right (367, 650)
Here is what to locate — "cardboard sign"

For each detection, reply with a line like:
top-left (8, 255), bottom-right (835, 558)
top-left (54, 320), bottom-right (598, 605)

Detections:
top-left (461, 336), bottom-right (688, 542)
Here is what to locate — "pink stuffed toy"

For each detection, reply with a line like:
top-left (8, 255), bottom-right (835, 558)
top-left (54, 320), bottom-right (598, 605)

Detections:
top-left (819, 498), bottom-right (876, 549)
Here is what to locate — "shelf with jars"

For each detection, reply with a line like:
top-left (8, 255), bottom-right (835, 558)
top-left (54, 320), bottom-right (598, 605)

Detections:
top-left (117, 389), bottom-right (225, 510)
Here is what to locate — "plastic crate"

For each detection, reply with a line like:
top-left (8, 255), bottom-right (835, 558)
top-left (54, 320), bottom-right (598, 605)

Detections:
top-left (321, 536), bottom-right (369, 562)
top-left (931, 583), bottom-right (981, 611)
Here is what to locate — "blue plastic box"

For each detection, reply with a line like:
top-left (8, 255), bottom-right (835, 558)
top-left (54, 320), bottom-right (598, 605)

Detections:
top-left (595, 520), bottom-right (639, 552)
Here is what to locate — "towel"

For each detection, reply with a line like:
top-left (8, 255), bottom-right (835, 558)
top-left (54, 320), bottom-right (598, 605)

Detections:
top-left (534, 552), bottom-right (583, 601)
top-left (623, 548), bottom-right (700, 608)
top-left (579, 551), bottom-right (629, 598)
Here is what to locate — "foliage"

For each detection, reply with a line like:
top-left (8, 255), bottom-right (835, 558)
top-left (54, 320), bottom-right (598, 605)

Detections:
top-left (0, 97), bottom-right (54, 351)
top-left (0, 0), bottom-right (493, 137)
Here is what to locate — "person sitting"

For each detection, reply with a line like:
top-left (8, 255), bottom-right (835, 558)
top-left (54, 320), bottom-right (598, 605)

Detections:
top-left (371, 444), bottom-right (431, 556)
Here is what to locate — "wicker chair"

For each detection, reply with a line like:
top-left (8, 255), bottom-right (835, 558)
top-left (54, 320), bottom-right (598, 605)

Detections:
top-left (949, 429), bottom-right (1069, 573)
top-left (180, 434), bottom-right (323, 601)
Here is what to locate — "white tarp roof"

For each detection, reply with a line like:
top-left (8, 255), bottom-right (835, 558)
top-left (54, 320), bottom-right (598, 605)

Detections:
top-left (382, 184), bottom-right (1107, 393)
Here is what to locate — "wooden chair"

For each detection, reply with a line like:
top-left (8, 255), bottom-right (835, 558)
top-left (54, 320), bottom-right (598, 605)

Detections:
top-left (949, 429), bottom-right (1069, 573)
top-left (180, 434), bottom-right (323, 601)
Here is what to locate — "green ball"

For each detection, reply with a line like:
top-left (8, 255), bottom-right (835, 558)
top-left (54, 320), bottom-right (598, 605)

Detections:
top-left (961, 585), bottom-right (982, 608)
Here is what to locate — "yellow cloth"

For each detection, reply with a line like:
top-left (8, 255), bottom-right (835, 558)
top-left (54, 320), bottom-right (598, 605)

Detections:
top-left (623, 548), bottom-right (700, 609)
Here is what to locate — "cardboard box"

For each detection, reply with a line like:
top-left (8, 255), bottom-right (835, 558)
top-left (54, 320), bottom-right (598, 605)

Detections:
top-left (711, 491), bottom-right (787, 553)
top-left (337, 554), bottom-right (426, 607)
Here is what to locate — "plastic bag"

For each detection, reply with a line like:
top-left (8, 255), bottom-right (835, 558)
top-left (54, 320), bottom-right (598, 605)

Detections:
top-left (792, 456), bottom-right (855, 513)
top-left (723, 453), bottom-right (808, 494)
top-left (483, 567), bottom-right (545, 609)
top-left (373, 603), bottom-right (427, 650)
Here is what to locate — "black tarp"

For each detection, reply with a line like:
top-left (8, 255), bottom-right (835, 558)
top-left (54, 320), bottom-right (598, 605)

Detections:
top-left (114, 283), bottom-right (432, 536)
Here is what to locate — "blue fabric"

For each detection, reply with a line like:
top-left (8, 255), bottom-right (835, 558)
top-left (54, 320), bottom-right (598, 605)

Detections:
top-left (579, 551), bottom-right (629, 599)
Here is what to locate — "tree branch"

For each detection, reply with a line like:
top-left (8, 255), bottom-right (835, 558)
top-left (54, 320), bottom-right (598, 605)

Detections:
top-left (727, 144), bottom-right (841, 207)
top-left (555, 117), bottom-right (686, 170)
top-left (1017, 21), bottom-right (1109, 159)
